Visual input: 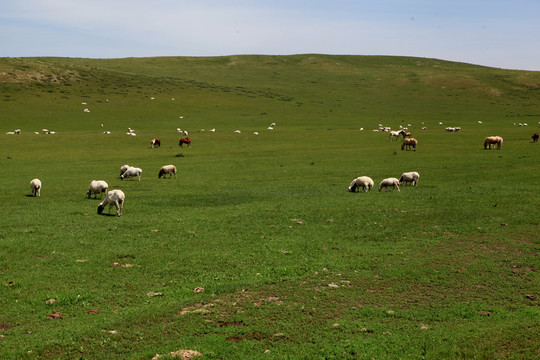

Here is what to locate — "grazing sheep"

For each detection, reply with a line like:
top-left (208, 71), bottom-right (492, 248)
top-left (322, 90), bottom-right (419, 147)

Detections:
top-left (401, 138), bottom-right (418, 151)
top-left (87, 180), bottom-right (108, 199)
top-left (399, 172), bottom-right (420, 187)
top-left (14, 129), bottom-right (21, 134)
top-left (30, 178), bottom-right (41, 197)
top-left (120, 164), bottom-right (130, 177)
top-left (348, 176), bottom-right (374, 192)
top-left (378, 178), bottom-right (400, 192)
top-left (532, 133), bottom-right (539, 143)
top-left (158, 165), bottom-right (177, 179)
top-left (97, 189), bottom-right (125, 217)
top-left (121, 167), bottom-right (142, 181)
top-left (151, 138), bottom-right (161, 148)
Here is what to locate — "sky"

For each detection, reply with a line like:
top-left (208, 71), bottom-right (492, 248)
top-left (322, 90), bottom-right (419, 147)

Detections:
top-left (1, 0), bottom-right (539, 71)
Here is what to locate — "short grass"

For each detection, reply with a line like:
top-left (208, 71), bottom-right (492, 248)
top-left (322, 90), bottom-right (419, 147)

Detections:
top-left (0, 55), bottom-right (539, 359)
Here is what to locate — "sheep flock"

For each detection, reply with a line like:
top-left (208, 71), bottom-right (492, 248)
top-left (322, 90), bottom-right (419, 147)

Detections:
top-left (16, 110), bottom-right (537, 216)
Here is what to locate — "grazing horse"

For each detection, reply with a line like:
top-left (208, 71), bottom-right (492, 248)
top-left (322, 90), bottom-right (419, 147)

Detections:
top-left (401, 138), bottom-right (418, 151)
top-left (484, 136), bottom-right (503, 149)
top-left (532, 133), bottom-right (539, 143)
top-left (389, 130), bottom-right (405, 141)
top-left (179, 136), bottom-right (191, 148)
top-left (151, 138), bottom-right (161, 148)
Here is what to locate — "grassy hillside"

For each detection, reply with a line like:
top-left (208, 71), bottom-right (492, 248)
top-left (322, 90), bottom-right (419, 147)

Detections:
top-left (0, 55), bottom-right (539, 359)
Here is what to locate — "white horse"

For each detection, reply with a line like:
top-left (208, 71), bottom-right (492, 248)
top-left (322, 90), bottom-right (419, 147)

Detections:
top-left (389, 130), bottom-right (405, 141)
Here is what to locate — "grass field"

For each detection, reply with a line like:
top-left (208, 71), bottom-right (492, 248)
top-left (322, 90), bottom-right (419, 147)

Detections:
top-left (0, 55), bottom-right (539, 359)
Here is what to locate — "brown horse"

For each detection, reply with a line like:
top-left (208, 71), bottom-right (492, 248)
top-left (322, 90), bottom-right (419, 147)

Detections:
top-left (484, 136), bottom-right (503, 149)
top-left (532, 133), bottom-right (539, 143)
top-left (179, 137), bottom-right (191, 148)
top-left (401, 138), bottom-right (418, 151)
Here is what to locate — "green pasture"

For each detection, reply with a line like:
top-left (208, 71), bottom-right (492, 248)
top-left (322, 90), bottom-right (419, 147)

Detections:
top-left (0, 55), bottom-right (539, 359)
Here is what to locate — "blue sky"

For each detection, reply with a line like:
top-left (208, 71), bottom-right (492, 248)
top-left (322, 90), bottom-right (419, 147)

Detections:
top-left (1, 0), bottom-right (539, 70)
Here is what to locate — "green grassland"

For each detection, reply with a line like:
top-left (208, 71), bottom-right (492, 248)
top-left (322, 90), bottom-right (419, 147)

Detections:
top-left (0, 55), bottom-right (539, 359)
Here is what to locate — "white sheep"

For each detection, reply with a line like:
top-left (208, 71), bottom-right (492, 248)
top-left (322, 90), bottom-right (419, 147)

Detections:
top-left (158, 165), bottom-right (177, 179)
top-left (87, 180), bottom-right (109, 198)
top-left (120, 164), bottom-right (130, 176)
top-left (121, 167), bottom-right (142, 181)
top-left (378, 178), bottom-right (400, 192)
top-left (399, 172), bottom-right (420, 187)
top-left (97, 189), bottom-right (125, 216)
top-left (30, 178), bottom-right (41, 197)
top-left (348, 176), bottom-right (374, 192)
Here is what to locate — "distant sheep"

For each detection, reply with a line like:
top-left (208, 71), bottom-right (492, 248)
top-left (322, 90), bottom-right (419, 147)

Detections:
top-left (120, 164), bottom-right (130, 177)
top-left (158, 165), bottom-right (177, 179)
top-left (532, 133), bottom-right (539, 143)
top-left (30, 178), bottom-right (41, 197)
top-left (399, 172), bottom-right (420, 187)
top-left (378, 178), bottom-right (400, 192)
top-left (120, 167), bottom-right (142, 181)
top-left (87, 180), bottom-right (108, 199)
top-left (348, 176), bottom-right (374, 192)
top-left (97, 189), bottom-right (125, 217)
top-left (151, 138), bottom-right (161, 148)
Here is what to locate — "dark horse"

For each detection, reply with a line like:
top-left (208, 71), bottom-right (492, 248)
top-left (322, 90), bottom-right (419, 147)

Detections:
top-left (179, 137), bottom-right (191, 148)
